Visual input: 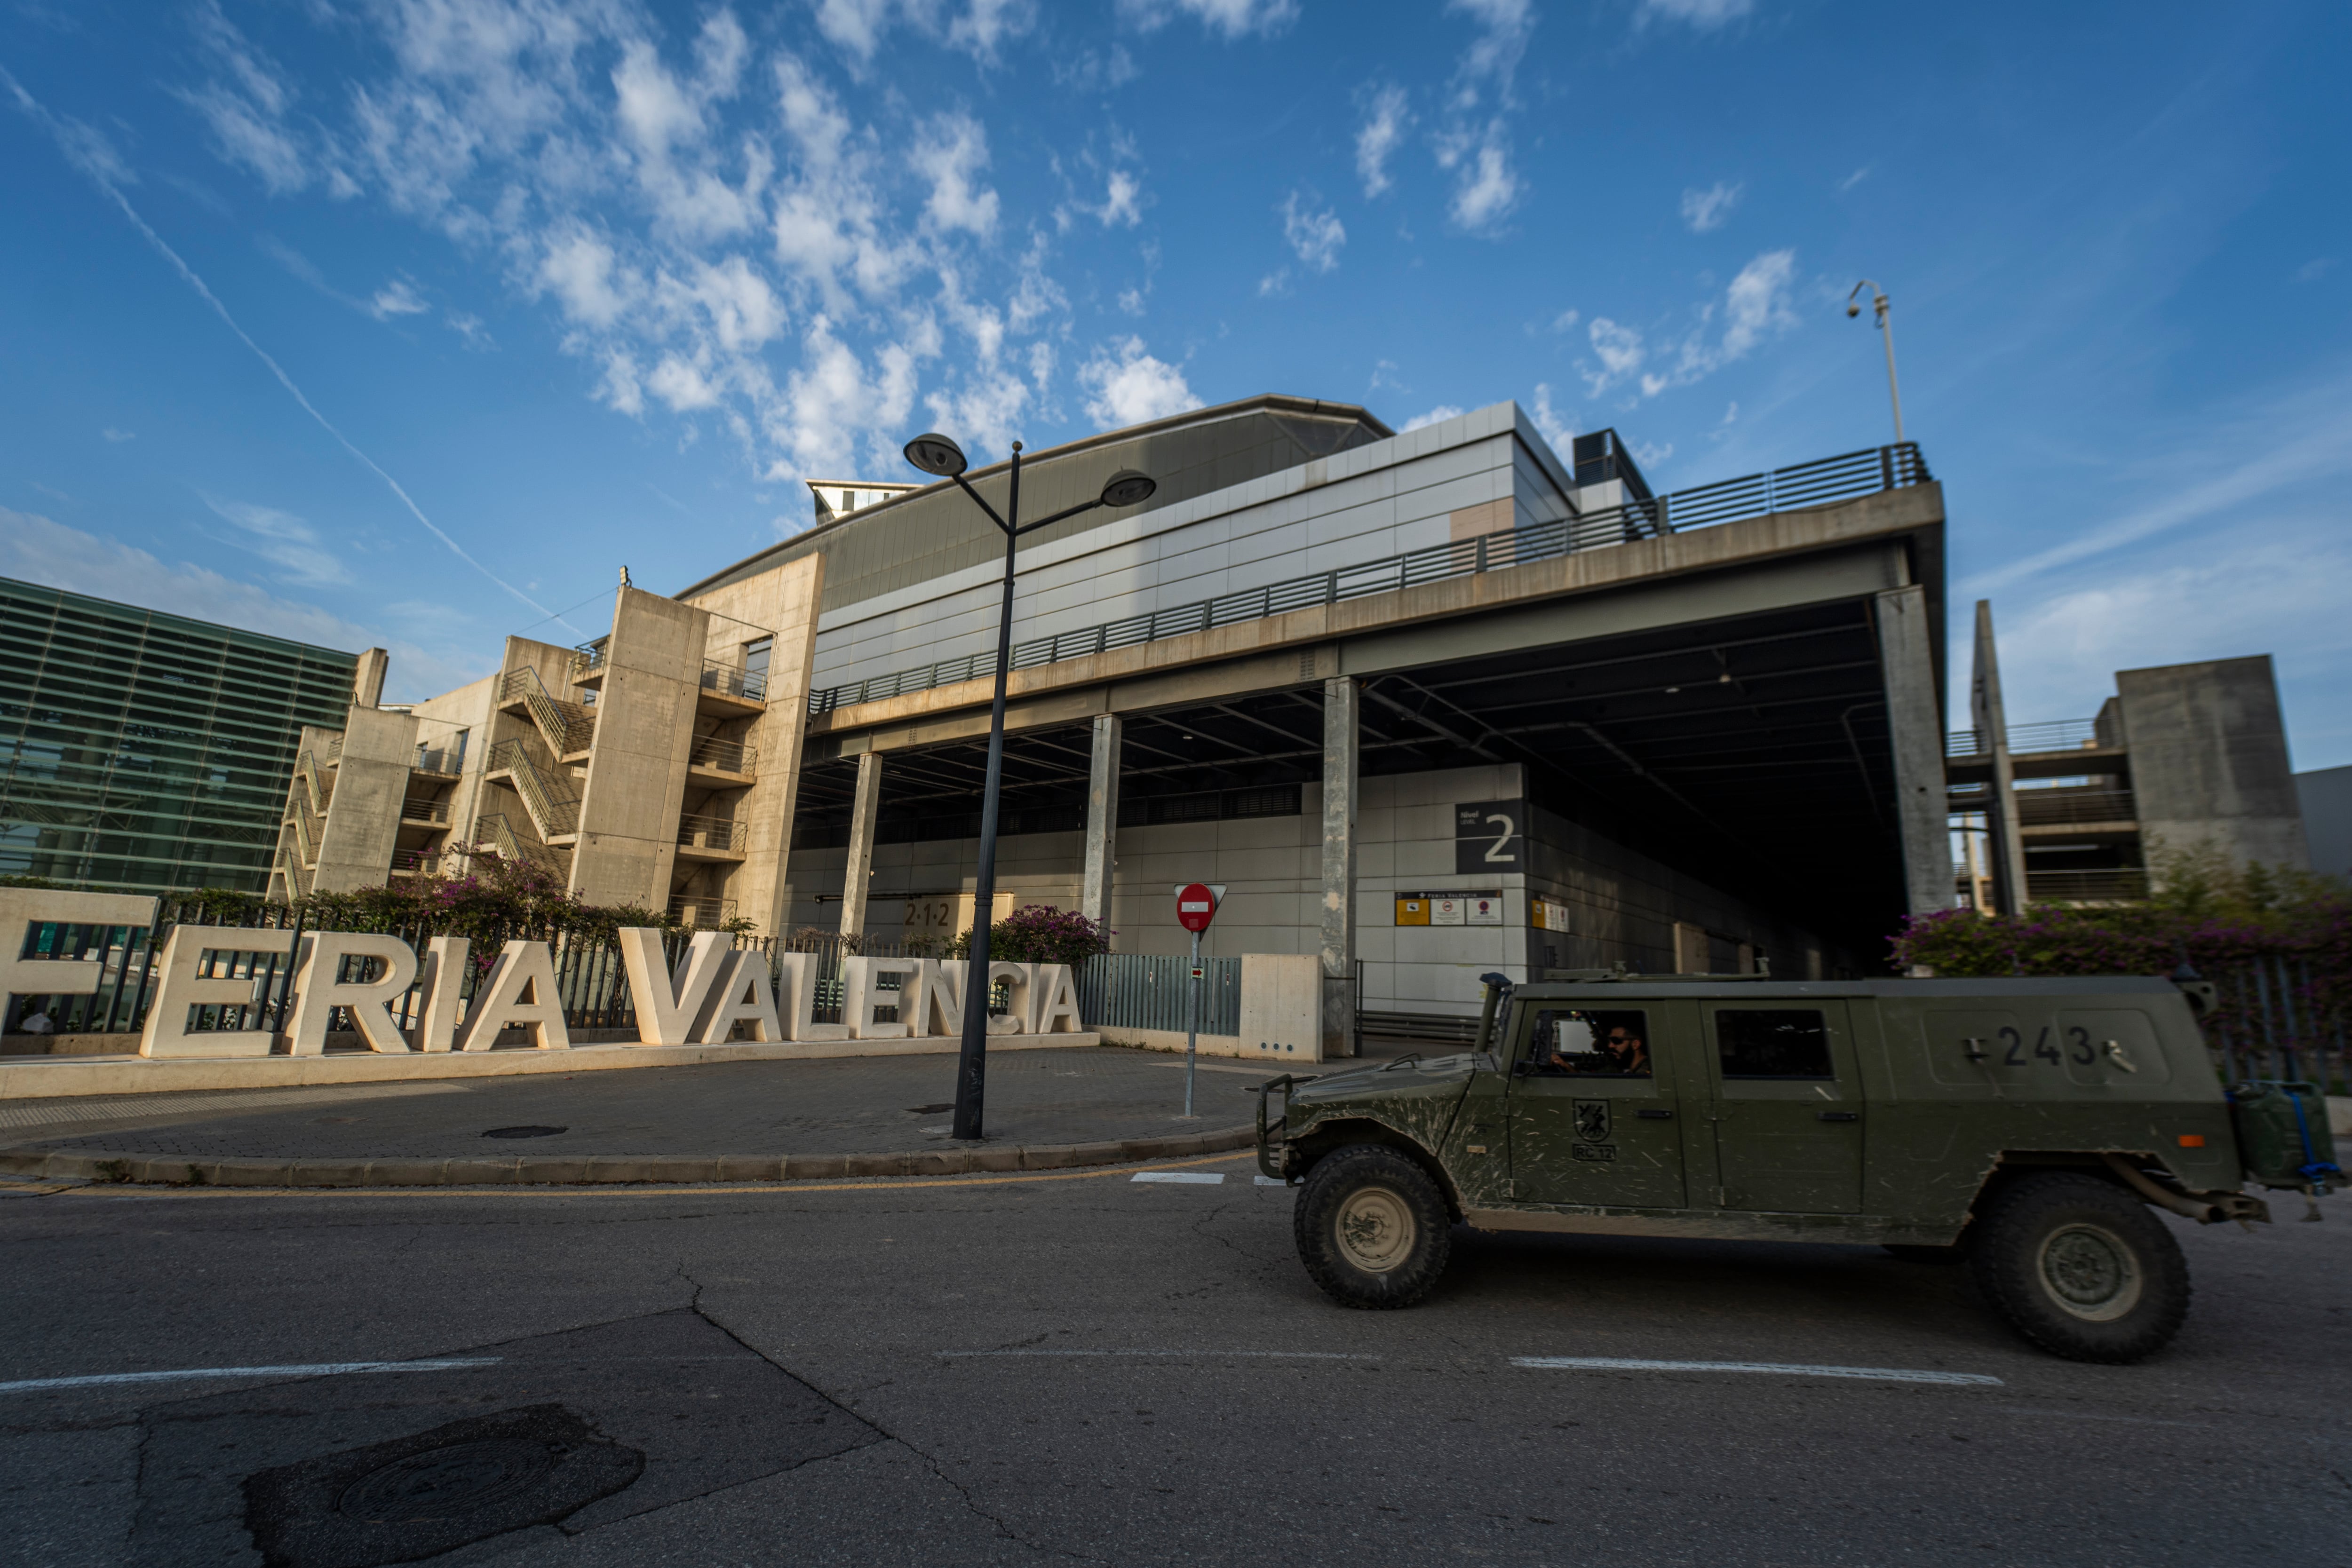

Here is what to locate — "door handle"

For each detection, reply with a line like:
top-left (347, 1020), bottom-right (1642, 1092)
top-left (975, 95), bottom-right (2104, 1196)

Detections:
top-left (1635, 1109), bottom-right (1674, 1120)
top-left (1817, 1110), bottom-right (1859, 1122)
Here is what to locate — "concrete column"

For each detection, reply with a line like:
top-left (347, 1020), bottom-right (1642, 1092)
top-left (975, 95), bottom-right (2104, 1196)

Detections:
top-left (1080, 714), bottom-right (1121, 928)
top-left (1875, 586), bottom-right (1957, 917)
top-left (1320, 676), bottom-right (1359, 1059)
top-left (1969, 600), bottom-right (2031, 912)
top-left (839, 751), bottom-right (882, 939)
top-left (352, 648), bottom-right (389, 708)
top-left (571, 586), bottom-right (705, 909)
top-left (313, 704), bottom-right (417, 893)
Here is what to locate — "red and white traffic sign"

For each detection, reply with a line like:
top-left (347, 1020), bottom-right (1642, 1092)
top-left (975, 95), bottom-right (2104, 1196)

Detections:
top-left (1176, 882), bottom-right (1218, 933)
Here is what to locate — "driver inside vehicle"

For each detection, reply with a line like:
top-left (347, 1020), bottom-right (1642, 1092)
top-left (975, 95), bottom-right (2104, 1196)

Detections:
top-left (1533, 1009), bottom-right (1653, 1078)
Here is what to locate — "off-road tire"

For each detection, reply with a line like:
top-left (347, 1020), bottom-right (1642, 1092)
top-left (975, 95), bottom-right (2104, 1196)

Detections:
top-left (1883, 1243), bottom-right (1969, 1266)
top-left (1294, 1144), bottom-right (1451, 1309)
top-left (1968, 1172), bottom-right (2189, 1363)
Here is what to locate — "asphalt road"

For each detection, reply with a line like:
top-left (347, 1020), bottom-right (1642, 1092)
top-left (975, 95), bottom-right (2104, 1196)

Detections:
top-left (0, 1163), bottom-right (2344, 1568)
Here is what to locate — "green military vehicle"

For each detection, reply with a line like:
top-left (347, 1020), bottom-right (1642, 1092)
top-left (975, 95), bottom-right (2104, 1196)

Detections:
top-left (1255, 973), bottom-right (2341, 1362)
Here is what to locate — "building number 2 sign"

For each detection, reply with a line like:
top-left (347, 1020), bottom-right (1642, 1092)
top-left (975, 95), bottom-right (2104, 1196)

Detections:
top-left (1454, 800), bottom-right (1526, 876)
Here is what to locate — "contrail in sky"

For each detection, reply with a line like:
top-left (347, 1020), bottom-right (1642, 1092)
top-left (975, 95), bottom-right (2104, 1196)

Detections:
top-left (0, 67), bottom-right (572, 632)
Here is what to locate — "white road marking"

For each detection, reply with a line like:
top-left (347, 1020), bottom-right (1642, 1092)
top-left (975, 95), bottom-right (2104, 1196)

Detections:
top-left (0, 1357), bottom-right (502, 1395)
top-left (938, 1350), bottom-right (1376, 1360)
top-left (1512, 1356), bottom-right (2002, 1387)
top-left (1131, 1171), bottom-right (1224, 1184)
top-left (1254, 1175), bottom-right (1290, 1187)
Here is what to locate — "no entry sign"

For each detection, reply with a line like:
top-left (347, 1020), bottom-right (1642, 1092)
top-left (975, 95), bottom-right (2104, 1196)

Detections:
top-left (1176, 883), bottom-right (1218, 933)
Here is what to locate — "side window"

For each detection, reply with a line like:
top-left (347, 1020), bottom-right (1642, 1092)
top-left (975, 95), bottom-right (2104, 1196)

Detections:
top-left (1526, 1008), bottom-right (1651, 1078)
top-left (1717, 1009), bottom-right (1834, 1080)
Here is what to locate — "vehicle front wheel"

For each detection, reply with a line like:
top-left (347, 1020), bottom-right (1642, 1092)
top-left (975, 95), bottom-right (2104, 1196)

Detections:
top-left (1294, 1144), bottom-right (1452, 1309)
top-left (1968, 1172), bottom-right (2190, 1363)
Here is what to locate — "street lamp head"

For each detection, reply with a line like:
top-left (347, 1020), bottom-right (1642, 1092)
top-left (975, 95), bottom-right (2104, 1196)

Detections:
top-left (1098, 468), bottom-right (1156, 508)
top-left (903, 432), bottom-right (969, 478)
top-left (1845, 301), bottom-right (1862, 318)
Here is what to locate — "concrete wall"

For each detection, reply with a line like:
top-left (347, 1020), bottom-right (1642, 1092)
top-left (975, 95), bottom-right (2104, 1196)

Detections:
top-left (686, 554), bottom-right (826, 935)
top-left (806, 403), bottom-right (1575, 694)
top-left (2115, 656), bottom-right (2310, 875)
top-left (312, 705), bottom-right (416, 893)
top-left (407, 673), bottom-right (501, 859)
top-left (572, 587), bottom-right (704, 907)
top-left (2296, 765), bottom-right (2352, 882)
top-left (781, 762), bottom-right (1834, 1023)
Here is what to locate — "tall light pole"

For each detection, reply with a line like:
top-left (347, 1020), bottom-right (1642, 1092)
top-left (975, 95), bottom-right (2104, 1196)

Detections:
top-left (1847, 279), bottom-right (1906, 444)
top-left (901, 432), bottom-right (1156, 1140)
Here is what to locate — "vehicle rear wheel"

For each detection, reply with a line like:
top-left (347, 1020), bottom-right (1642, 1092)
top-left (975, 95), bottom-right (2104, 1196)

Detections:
top-left (1968, 1172), bottom-right (2189, 1363)
top-left (1294, 1144), bottom-right (1451, 1309)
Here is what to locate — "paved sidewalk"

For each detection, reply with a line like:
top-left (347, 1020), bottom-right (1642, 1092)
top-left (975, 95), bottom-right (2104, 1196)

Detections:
top-left (0, 1046), bottom-right (1273, 1182)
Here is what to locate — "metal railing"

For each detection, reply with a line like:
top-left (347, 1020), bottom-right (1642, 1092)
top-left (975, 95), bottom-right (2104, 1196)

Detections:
top-left (700, 658), bottom-right (768, 704)
top-left (677, 814), bottom-right (747, 853)
top-left (278, 845), bottom-right (312, 900)
top-left (485, 738), bottom-right (581, 839)
top-left (399, 797), bottom-right (453, 825)
top-left (810, 441), bottom-right (1930, 714)
top-left (689, 735), bottom-right (758, 775)
top-left (286, 808), bottom-right (320, 869)
top-left (413, 748), bottom-right (466, 776)
top-left (2016, 788), bottom-right (2137, 827)
top-left (389, 849), bottom-right (442, 875)
top-left (473, 812), bottom-right (568, 875)
top-left (1946, 718), bottom-right (2103, 758)
top-left (570, 643), bottom-right (607, 681)
top-left (668, 896), bottom-right (738, 927)
top-left (296, 749), bottom-right (331, 816)
top-left (1078, 952), bottom-right (1242, 1036)
top-left (500, 667), bottom-right (596, 756)
top-left (2025, 869), bottom-right (2149, 903)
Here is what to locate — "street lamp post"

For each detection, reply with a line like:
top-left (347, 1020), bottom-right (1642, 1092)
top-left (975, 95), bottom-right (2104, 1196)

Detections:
top-left (901, 432), bottom-right (1156, 1140)
top-left (1846, 279), bottom-right (1906, 444)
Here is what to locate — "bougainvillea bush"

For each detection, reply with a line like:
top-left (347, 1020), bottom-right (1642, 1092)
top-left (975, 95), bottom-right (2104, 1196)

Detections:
top-left (947, 904), bottom-right (1111, 969)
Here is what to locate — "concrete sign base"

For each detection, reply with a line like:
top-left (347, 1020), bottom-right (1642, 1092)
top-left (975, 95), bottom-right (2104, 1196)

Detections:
top-left (0, 1032), bottom-right (1101, 1101)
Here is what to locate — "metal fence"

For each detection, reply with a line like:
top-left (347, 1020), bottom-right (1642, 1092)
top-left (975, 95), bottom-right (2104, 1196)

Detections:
top-left (2204, 957), bottom-right (2347, 1091)
top-left (1078, 952), bottom-right (1242, 1036)
top-left (1946, 718), bottom-right (2102, 758)
top-left (810, 442), bottom-right (1930, 713)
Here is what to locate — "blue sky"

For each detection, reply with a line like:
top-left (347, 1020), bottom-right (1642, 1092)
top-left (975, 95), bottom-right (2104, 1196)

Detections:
top-left (2, 0), bottom-right (2348, 765)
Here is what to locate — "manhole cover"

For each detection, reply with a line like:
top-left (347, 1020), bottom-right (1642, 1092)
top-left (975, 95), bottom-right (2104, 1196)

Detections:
top-left (906, 1103), bottom-right (955, 1114)
top-left (481, 1125), bottom-right (568, 1139)
top-left (245, 1404), bottom-right (641, 1568)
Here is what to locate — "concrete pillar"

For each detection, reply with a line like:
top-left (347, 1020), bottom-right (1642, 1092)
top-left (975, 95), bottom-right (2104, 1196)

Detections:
top-left (1969, 600), bottom-right (2031, 912)
top-left (839, 751), bottom-right (882, 939)
top-left (1875, 586), bottom-right (1956, 917)
top-left (2117, 655), bottom-right (2312, 875)
top-left (313, 704), bottom-right (418, 893)
top-left (571, 586), bottom-right (704, 908)
top-left (352, 648), bottom-right (389, 708)
top-left (1080, 714), bottom-right (1121, 928)
top-left (1320, 676), bottom-right (1359, 1059)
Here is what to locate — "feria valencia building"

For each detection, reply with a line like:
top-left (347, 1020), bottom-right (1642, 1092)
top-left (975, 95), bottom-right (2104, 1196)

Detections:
top-left (272, 396), bottom-right (1952, 1044)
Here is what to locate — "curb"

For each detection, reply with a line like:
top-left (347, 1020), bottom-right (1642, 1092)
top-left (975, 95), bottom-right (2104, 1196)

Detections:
top-left (0, 1124), bottom-right (1259, 1190)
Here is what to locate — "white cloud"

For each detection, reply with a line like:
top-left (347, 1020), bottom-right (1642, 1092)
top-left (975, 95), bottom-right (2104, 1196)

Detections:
top-left (1401, 405), bottom-right (1465, 432)
top-left (1099, 168), bottom-right (1144, 228)
top-left (1680, 180), bottom-right (1741, 233)
top-left (368, 278), bottom-right (429, 318)
top-left (445, 312), bottom-right (494, 349)
top-left (177, 1), bottom-right (312, 195)
top-left (199, 494), bottom-right (352, 586)
top-left (537, 227), bottom-right (636, 328)
top-left (815, 0), bottom-right (1039, 63)
top-left (1636, 0), bottom-right (1755, 28)
top-left (1256, 268), bottom-right (1289, 298)
top-left (1582, 249), bottom-right (1798, 399)
top-left (911, 112), bottom-right (1000, 237)
top-left (1079, 337), bottom-right (1197, 429)
top-left (1447, 0), bottom-right (1535, 106)
top-left (2297, 258), bottom-right (2336, 283)
top-left (1632, 440), bottom-right (1673, 469)
top-left (1583, 317), bottom-right (1646, 395)
top-left (1280, 191), bottom-right (1345, 273)
top-left (101, 427), bottom-right (135, 443)
top-left (1355, 82), bottom-right (1410, 199)
top-left (1429, 121), bottom-right (1516, 232)
top-left (1549, 308), bottom-right (1580, 333)
top-left (1529, 384), bottom-right (1573, 454)
top-left (1836, 165), bottom-right (1871, 193)
top-left (0, 507), bottom-right (481, 698)
top-left (647, 354), bottom-right (723, 412)
top-left (1119, 0), bottom-right (1299, 39)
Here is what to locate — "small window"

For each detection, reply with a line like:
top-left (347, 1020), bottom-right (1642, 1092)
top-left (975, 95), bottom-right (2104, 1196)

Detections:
top-left (1716, 1009), bottom-right (1834, 1079)
top-left (1526, 1008), bottom-right (1651, 1078)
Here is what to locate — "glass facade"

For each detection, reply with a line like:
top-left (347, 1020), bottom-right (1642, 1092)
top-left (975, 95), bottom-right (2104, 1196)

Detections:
top-left (0, 577), bottom-right (358, 895)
